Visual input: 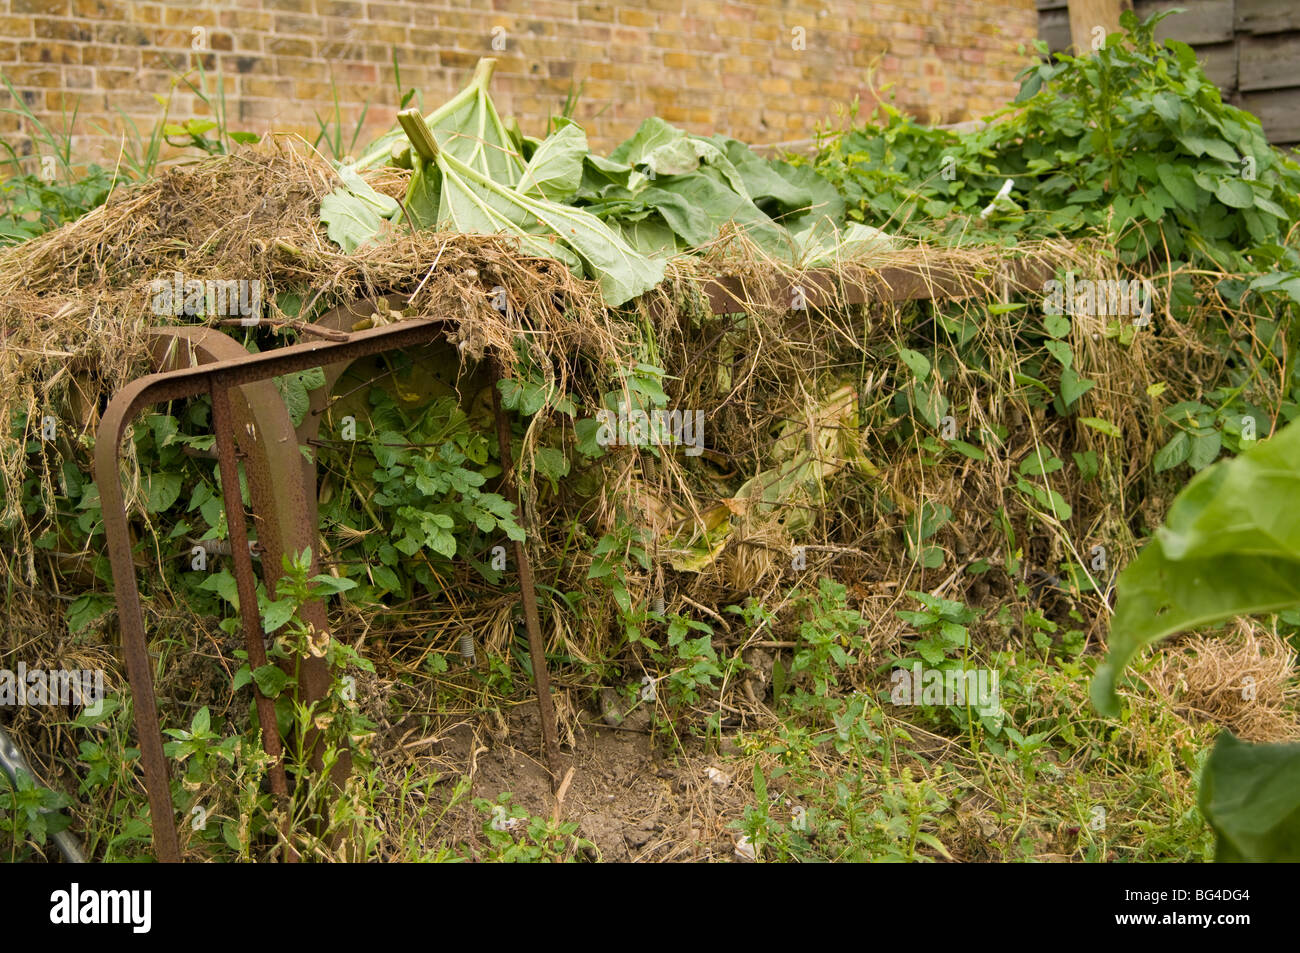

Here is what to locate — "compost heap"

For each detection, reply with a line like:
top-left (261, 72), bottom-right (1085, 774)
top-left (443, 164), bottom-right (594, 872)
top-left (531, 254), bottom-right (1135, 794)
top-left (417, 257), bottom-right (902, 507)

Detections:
top-left (0, 57), bottom-right (1143, 749)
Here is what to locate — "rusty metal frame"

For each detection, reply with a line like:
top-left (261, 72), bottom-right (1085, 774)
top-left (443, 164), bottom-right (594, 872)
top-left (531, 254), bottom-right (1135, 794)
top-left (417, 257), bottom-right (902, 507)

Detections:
top-left (95, 317), bottom-right (555, 861)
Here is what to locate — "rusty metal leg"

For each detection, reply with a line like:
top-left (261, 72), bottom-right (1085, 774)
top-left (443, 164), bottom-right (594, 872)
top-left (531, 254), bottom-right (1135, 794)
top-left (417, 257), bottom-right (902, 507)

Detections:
top-left (95, 413), bottom-right (181, 862)
top-left (490, 371), bottom-right (562, 788)
top-left (209, 379), bottom-right (298, 863)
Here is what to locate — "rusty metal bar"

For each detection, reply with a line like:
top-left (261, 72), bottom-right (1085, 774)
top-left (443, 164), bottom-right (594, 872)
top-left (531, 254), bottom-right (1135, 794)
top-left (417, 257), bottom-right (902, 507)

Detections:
top-left (208, 381), bottom-right (290, 795)
top-left (491, 370), bottom-right (563, 787)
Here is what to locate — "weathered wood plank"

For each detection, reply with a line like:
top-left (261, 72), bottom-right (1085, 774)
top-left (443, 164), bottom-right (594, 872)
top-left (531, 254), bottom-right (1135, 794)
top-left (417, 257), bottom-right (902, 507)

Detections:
top-left (1068, 0), bottom-right (1126, 51)
top-left (1134, 0), bottom-right (1236, 45)
top-left (1195, 42), bottom-right (1239, 90)
top-left (1236, 0), bottom-right (1300, 35)
top-left (1240, 88), bottom-right (1300, 144)
top-left (1239, 33), bottom-right (1300, 91)
top-left (1040, 8), bottom-right (1072, 52)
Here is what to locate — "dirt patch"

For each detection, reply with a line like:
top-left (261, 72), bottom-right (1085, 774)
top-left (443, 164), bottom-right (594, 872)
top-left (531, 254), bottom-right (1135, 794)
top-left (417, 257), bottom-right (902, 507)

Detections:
top-left (424, 704), bottom-right (753, 861)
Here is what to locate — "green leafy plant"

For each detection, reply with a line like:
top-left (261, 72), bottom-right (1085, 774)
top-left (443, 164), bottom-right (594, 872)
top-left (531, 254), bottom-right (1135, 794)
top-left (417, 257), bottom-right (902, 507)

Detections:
top-left (0, 766), bottom-right (73, 862)
top-left (472, 793), bottom-right (594, 862)
top-left (806, 9), bottom-right (1300, 275)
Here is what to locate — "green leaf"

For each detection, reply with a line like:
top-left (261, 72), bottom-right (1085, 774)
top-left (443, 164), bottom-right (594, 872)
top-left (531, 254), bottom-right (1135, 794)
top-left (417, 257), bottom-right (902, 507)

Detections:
top-left (1199, 733), bottom-right (1300, 862)
top-left (274, 367), bottom-right (325, 427)
top-left (1078, 417), bottom-right (1120, 438)
top-left (1044, 339), bottom-right (1072, 368)
top-left (252, 665), bottom-right (290, 699)
top-left (1155, 163), bottom-right (1200, 211)
top-left (1153, 431), bottom-right (1190, 473)
top-left (66, 594), bottom-right (114, 635)
top-left (1214, 177), bottom-right (1254, 210)
top-left (1188, 429), bottom-right (1222, 471)
top-left (497, 377), bottom-right (548, 416)
top-left (1180, 135), bottom-right (1237, 163)
top-left (142, 471), bottom-right (182, 513)
top-left (1043, 313), bottom-right (1071, 339)
top-left (947, 439), bottom-right (986, 461)
top-left (1019, 451), bottom-right (1062, 477)
top-left (898, 347), bottom-right (931, 381)
top-left (320, 167), bottom-right (400, 253)
top-left (1072, 449), bottom-right (1099, 481)
top-left (259, 597), bottom-right (296, 634)
top-left (1059, 366), bottom-right (1093, 407)
top-left (516, 121), bottom-right (587, 202)
top-left (199, 569), bottom-right (239, 609)
top-left (636, 169), bottom-right (787, 254)
top-left (609, 116), bottom-right (683, 166)
top-left (434, 147), bottom-right (664, 306)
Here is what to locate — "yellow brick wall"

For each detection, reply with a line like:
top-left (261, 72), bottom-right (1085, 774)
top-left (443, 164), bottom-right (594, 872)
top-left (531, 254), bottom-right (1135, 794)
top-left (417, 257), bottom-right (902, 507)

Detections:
top-left (0, 0), bottom-right (1039, 161)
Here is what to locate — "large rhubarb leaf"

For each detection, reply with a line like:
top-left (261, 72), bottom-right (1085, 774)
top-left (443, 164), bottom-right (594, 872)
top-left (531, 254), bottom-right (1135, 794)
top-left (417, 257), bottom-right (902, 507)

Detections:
top-left (413, 134), bottom-right (663, 306)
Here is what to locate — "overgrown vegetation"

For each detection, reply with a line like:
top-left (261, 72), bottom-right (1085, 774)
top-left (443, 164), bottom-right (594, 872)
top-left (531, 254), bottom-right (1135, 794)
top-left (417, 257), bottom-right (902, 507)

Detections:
top-left (0, 11), bottom-right (1297, 862)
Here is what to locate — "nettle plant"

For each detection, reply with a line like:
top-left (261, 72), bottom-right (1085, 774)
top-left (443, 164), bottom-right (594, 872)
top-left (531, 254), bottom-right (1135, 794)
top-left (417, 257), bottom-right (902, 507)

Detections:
top-left (315, 385), bottom-right (524, 602)
top-left (808, 9), bottom-right (1300, 276)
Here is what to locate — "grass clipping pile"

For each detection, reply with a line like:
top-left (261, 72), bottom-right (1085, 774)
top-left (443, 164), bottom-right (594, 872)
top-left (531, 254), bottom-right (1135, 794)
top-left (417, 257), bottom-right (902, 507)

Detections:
top-left (3, 139), bottom-right (1290, 861)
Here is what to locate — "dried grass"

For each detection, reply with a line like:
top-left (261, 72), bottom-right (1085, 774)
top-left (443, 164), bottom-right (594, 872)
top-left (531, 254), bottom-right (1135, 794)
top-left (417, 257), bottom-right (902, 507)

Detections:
top-left (1146, 623), bottom-right (1300, 742)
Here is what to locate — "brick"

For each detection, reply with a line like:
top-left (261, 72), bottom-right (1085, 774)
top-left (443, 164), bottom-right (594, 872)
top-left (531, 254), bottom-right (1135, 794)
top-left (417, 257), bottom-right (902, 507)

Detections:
top-left (577, 3), bottom-right (614, 23)
top-left (319, 1), bottom-right (364, 17)
top-left (267, 36), bottom-right (314, 57)
top-left (95, 67), bottom-right (138, 89)
top-left (366, 3), bottom-right (413, 24)
top-left (129, 3), bottom-right (162, 24)
top-left (64, 66), bottom-right (93, 87)
top-left (240, 76), bottom-right (294, 98)
top-left (617, 8), bottom-right (655, 28)
top-left (13, 0), bottom-right (70, 14)
top-left (273, 57), bottom-right (327, 81)
top-left (221, 10), bottom-right (271, 30)
top-left (96, 23), bottom-right (151, 45)
top-left (35, 17), bottom-right (93, 41)
top-left (4, 65), bottom-right (60, 86)
top-left (82, 44), bottom-right (140, 66)
top-left (0, 15), bottom-right (34, 36)
top-left (22, 38), bottom-right (81, 64)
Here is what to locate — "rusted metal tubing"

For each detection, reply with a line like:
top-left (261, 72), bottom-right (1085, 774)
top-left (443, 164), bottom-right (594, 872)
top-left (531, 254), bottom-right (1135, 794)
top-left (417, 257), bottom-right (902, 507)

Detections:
top-left (208, 378), bottom-right (300, 863)
top-left (491, 370), bottom-right (563, 788)
top-left (208, 381), bottom-right (290, 797)
top-left (95, 378), bottom-right (183, 863)
top-left (96, 318), bottom-right (448, 860)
